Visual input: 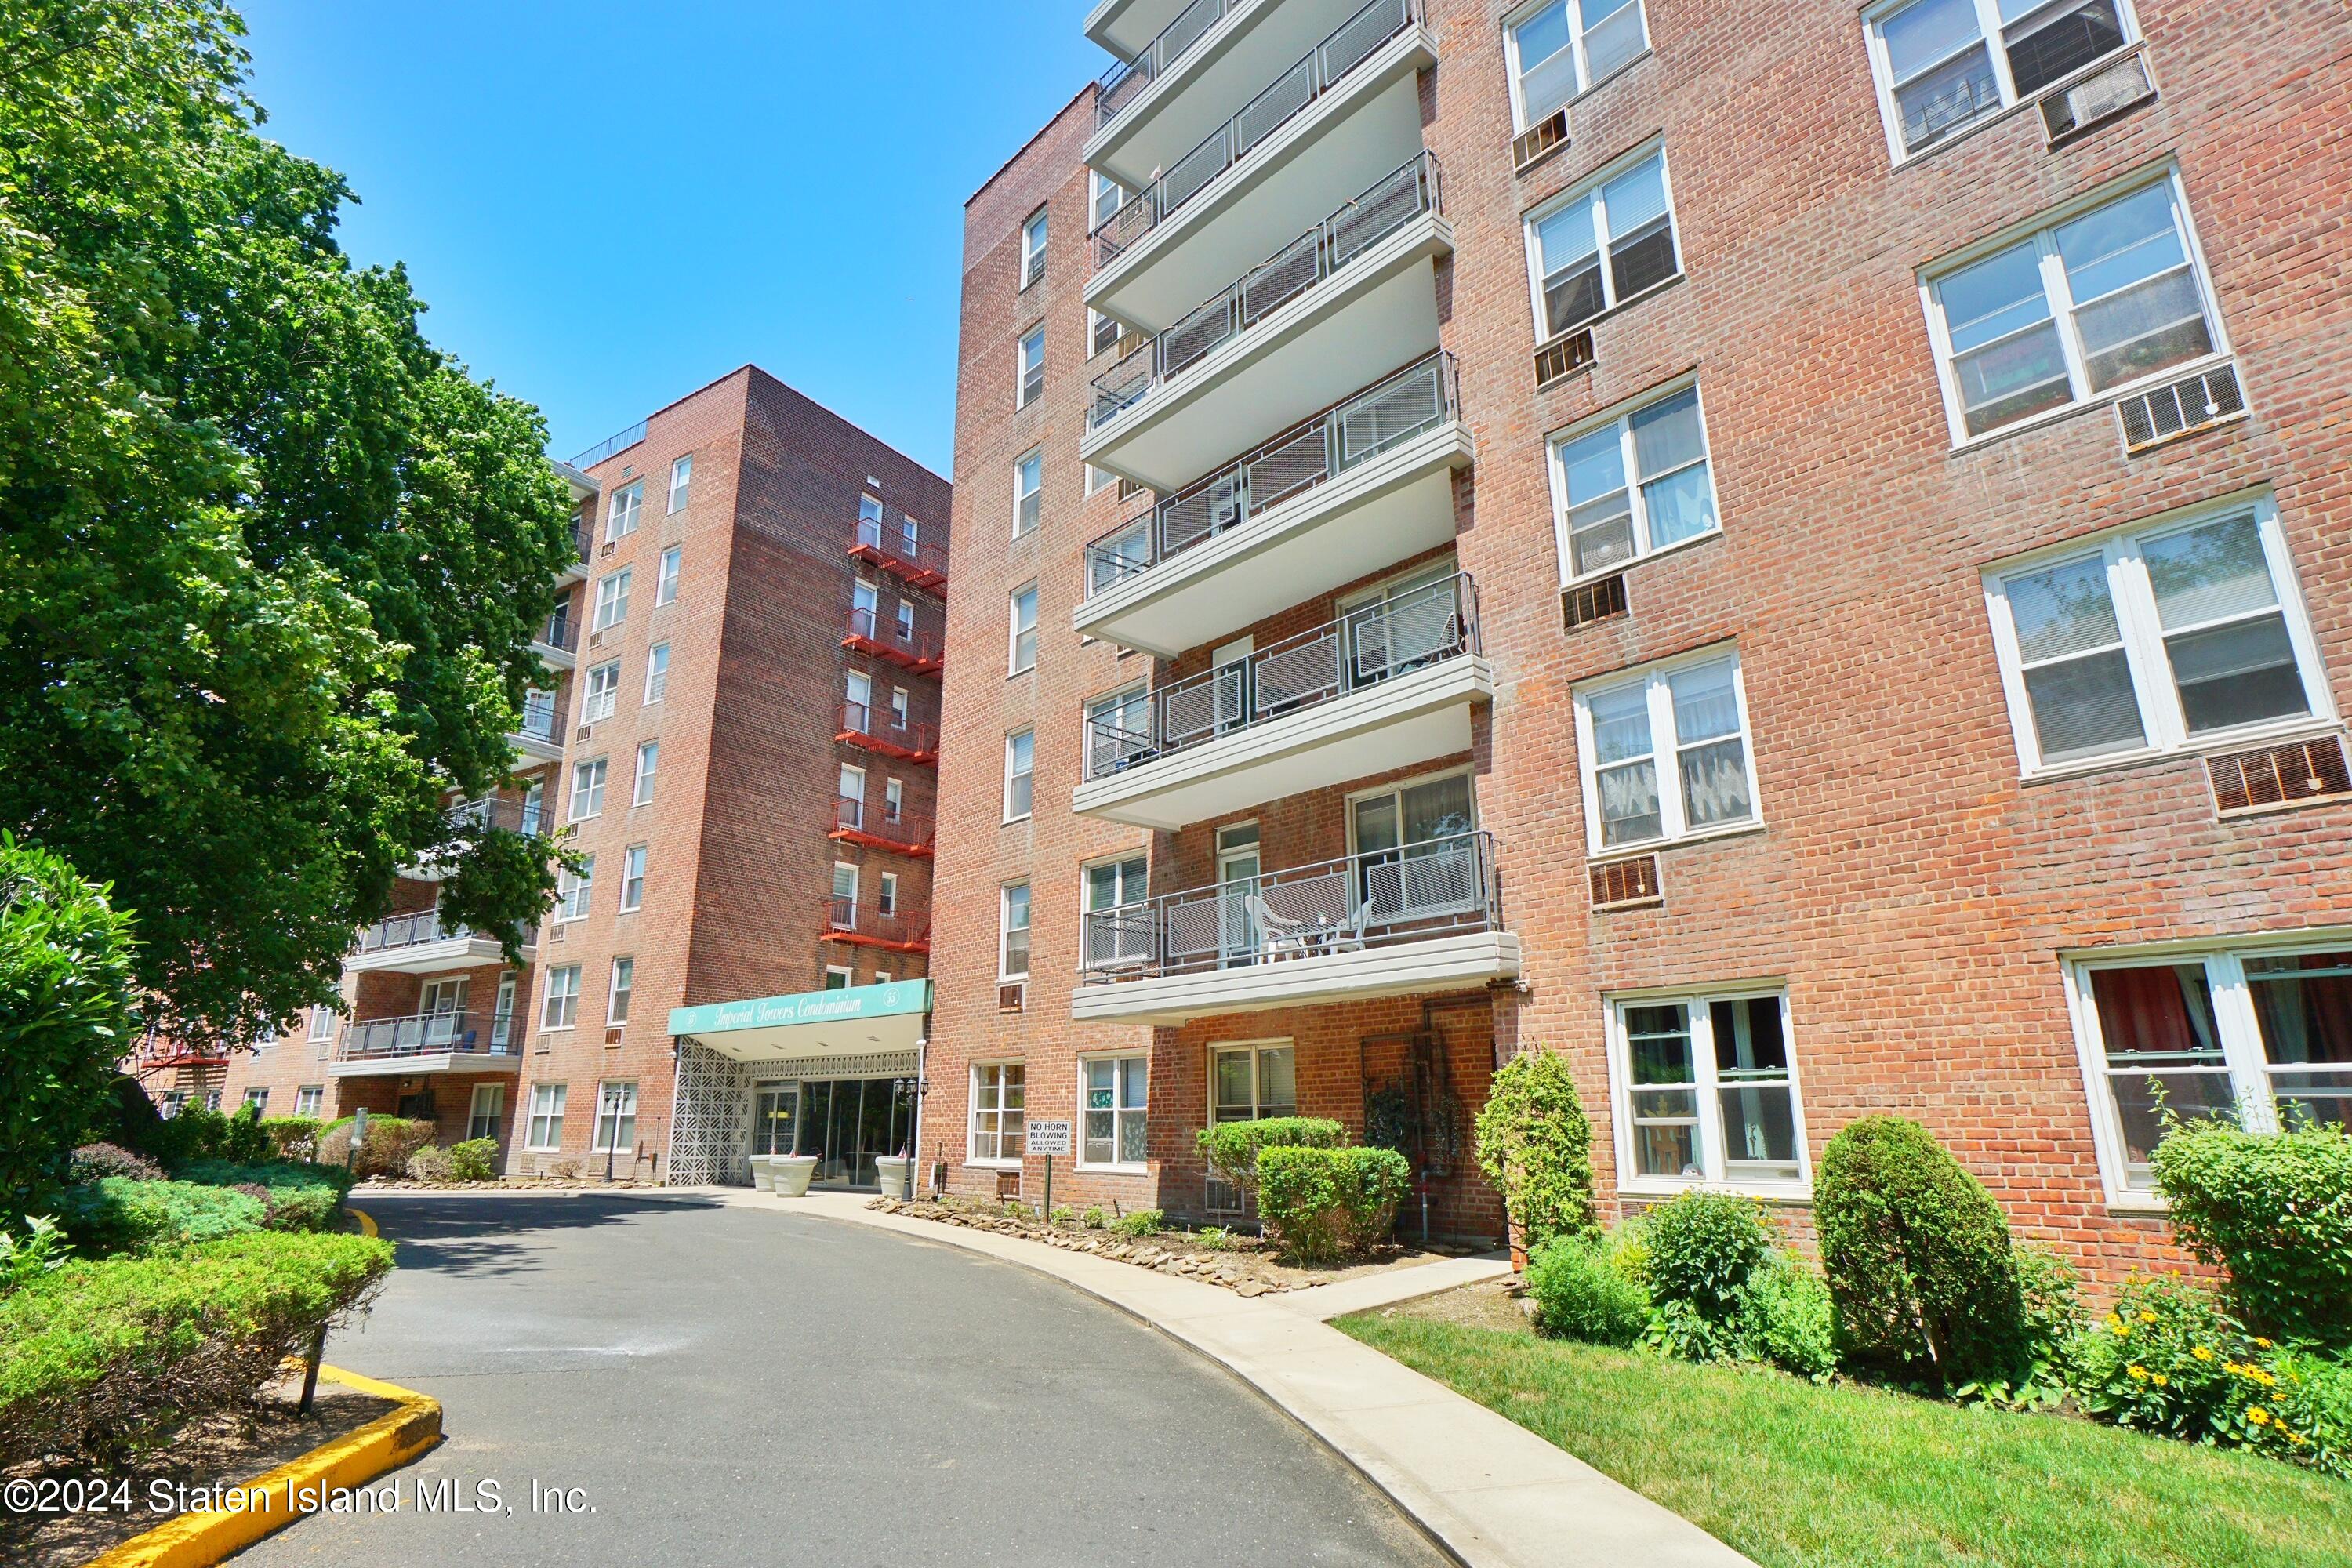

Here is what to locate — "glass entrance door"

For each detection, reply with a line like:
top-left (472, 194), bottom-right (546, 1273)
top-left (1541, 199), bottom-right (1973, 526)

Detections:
top-left (791, 1076), bottom-right (916, 1189)
top-left (752, 1084), bottom-right (799, 1156)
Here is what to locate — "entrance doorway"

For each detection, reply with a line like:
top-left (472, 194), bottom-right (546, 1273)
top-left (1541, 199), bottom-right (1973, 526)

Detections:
top-left (749, 1076), bottom-right (915, 1189)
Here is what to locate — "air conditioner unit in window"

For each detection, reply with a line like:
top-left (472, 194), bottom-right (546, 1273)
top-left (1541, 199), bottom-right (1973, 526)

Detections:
top-left (1589, 855), bottom-right (1662, 910)
top-left (2116, 363), bottom-right (2245, 454)
top-left (550, 924), bottom-right (566, 942)
top-left (2208, 737), bottom-right (2352, 817)
top-left (600, 542), bottom-right (616, 559)
top-left (575, 725), bottom-right (593, 742)
top-left (2040, 50), bottom-right (2155, 147)
top-left (1512, 109), bottom-right (1570, 176)
top-left (588, 629), bottom-right (606, 648)
top-left (1534, 329), bottom-right (1595, 390)
top-left (997, 982), bottom-right (1025, 1014)
top-left (1563, 574), bottom-right (1628, 632)
top-left (604, 1027), bottom-right (623, 1046)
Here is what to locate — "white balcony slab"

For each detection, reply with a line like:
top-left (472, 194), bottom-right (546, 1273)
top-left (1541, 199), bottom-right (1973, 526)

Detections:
top-left (1074, 655), bottom-right (1490, 829)
top-left (532, 639), bottom-right (578, 671)
top-left (1083, 212), bottom-right (1450, 492)
top-left (1087, 0), bottom-right (1196, 60)
top-left (1076, 419), bottom-right (1471, 657)
top-left (1073, 930), bottom-right (1519, 1025)
top-left (1090, 38), bottom-right (1432, 332)
top-left (331, 1049), bottom-right (523, 1080)
top-left (343, 933), bottom-right (528, 976)
top-left (510, 731), bottom-right (564, 764)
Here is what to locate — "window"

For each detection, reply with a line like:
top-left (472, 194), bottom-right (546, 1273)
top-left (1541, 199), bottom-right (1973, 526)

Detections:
top-left (1000, 882), bottom-right (1032, 979)
top-left (890, 686), bottom-right (910, 728)
top-left (878, 871), bottom-right (898, 917)
top-left (570, 757), bottom-right (608, 821)
top-left (608, 956), bottom-right (634, 1023)
top-left (876, 780), bottom-right (901, 828)
top-left (542, 967), bottom-right (581, 1030)
top-left (1506, 0), bottom-right (1650, 127)
top-left (557, 856), bottom-right (594, 922)
top-left (1574, 646), bottom-right (1760, 854)
top-left (521, 781), bottom-right (545, 835)
top-left (1610, 991), bottom-right (1806, 1193)
top-left (243, 1087), bottom-right (270, 1112)
top-left (1984, 496), bottom-right (2328, 775)
top-left (1018, 328), bottom-right (1045, 409)
top-left (1021, 208), bottom-right (1048, 289)
top-left (838, 763), bottom-right (866, 826)
top-left (619, 845), bottom-right (646, 913)
top-left (633, 741), bottom-right (659, 806)
top-left (667, 454), bottom-right (693, 514)
top-left (492, 972), bottom-right (517, 1049)
top-left (1924, 172), bottom-right (2225, 442)
top-left (1085, 853), bottom-right (1150, 971)
top-left (873, 968), bottom-right (892, 985)
top-left (1527, 144), bottom-right (1679, 343)
top-left (296, 1085), bottom-right (324, 1118)
top-left (1091, 170), bottom-right (1124, 232)
top-left (2072, 938), bottom-right (2352, 1198)
top-left (895, 599), bottom-right (916, 643)
top-left (1009, 583), bottom-right (1039, 673)
top-left (1082, 1056), bottom-right (1149, 1167)
top-left (583, 661), bottom-right (621, 724)
top-left (1549, 380), bottom-right (1719, 583)
top-left (1089, 309), bottom-right (1123, 359)
top-left (606, 480), bottom-right (642, 543)
top-left (1210, 1044), bottom-right (1298, 1122)
top-left (308, 1005), bottom-right (337, 1042)
top-left (1013, 449), bottom-right (1043, 535)
top-left (971, 1062), bottom-right (1026, 1163)
top-left (643, 643), bottom-right (670, 704)
top-left (593, 567), bottom-right (632, 630)
top-left (526, 1083), bottom-right (568, 1150)
top-left (832, 861), bottom-right (859, 915)
top-left (1004, 728), bottom-right (1035, 821)
top-left (845, 670), bottom-right (872, 729)
top-left (1086, 461), bottom-right (1118, 496)
top-left (520, 688), bottom-right (557, 739)
top-left (656, 546), bottom-right (682, 605)
top-left (468, 1083), bottom-right (504, 1142)
top-left (1867, 0), bottom-right (2137, 162)
top-left (825, 965), bottom-right (854, 990)
top-left (593, 1080), bottom-right (638, 1153)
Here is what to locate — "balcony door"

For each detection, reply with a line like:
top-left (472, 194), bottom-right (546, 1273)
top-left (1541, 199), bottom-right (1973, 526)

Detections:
top-left (1216, 823), bottom-right (1261, 967)
top-left (1351, 773), bottom-right (1477, 924)
top-left (1342, 562), bottom-right (1458, 689)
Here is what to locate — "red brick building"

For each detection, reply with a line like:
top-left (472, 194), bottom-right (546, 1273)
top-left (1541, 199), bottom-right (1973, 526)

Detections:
top-left (176, 368), bottom-right (952, 1186)
top-left (926, 0), bottom-right (2352, 1276)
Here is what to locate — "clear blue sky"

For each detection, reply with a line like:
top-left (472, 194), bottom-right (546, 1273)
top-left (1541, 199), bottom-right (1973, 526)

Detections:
top-left (238, 1), bottom-right (1109, 478)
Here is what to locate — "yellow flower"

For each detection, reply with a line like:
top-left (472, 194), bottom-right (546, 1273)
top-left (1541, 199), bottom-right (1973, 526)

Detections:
top-left (2105, 1312), bottom-right (2124, 1330)
top-left (2252, 1337), bottom-right (2273, 1350)
top-left (2246, 1406), bottom-right (2270, 1427)
top-left (2111, 1322), bottom-right (2132, 1338)
top-left (2288, 1433), bottom-right (2309, 1447)
top-left (2138, 1310), bottom-right (2158, 1324)
top-left (2191, 1346), bottom-right (2215, 1362)
top-left (2151, 1374), bottom-right (2169, 1388)
top-left (2128, 1365), bottom-right (2149, 1381)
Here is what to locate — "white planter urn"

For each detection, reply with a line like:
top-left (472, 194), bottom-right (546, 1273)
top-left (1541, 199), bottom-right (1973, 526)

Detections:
top-left (748, 1155), bottom-right (777, 1193)
top-left (771, 1155), bottom-right (818, 1197)
top-left (877, 1156), bottom-right (917, 1201)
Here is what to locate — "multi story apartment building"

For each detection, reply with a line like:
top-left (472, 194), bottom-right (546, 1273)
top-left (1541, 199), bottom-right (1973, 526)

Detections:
top-left (928, 0), bottom-right (2352, 1279)
top-left (176, 367), bottom-right (953, 1187)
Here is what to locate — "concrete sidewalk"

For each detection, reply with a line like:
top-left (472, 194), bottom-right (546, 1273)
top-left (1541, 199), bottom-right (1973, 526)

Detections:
top-left (713, 1186), bottom-right (1753, 1568)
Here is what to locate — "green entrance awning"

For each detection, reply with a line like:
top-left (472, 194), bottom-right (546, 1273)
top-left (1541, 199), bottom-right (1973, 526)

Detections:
top-left (668, 979), bottom-right (930, 1065)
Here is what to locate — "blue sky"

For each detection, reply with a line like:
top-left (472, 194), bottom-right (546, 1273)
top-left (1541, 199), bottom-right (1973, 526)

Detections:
top-left (238, 1), bottom-right (1109, 477)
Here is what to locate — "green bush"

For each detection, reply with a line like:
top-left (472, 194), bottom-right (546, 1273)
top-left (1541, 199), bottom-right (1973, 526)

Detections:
top-left (1472, 1051), bottom-right (1596, 1252)
top-left (1731, 1255), bottom-right (1839, 1381)
top-left (446, 1138), bottom-right (499, 1182)
top-left (169, 1159), bottom-right (349, 1233)
top-left (0, 836), bottom-right (141, 1218)
top-left (1257, 1145), bottom-right (1411, 1264)
top-left (1080, 1207), bottom-right (1109, 1231)
top-left (1526, 1233), bottom-right (1650, 1346)
top-left (1196, 1117), bottom-right (1345, 1207)
top-left (314, 1116), bottom-right (433, 1178)
top-left (1814, 1116), bottom-right (2024, 1387)
top-left (0, 1230), bottom-right (395, 1468)
top-left (51, 1178), bottom-right (268, 1256)
top-left (407, 1145), bottom-right (452, 1183)
top-left (260, 1116), bottom-right (321, 1162)
top-left (2152, 1119), bottom-right (2352, 1348)
top-left (70, 1142), bottom-right (165, 1183)
top-left (1110, 1208), bottom-right (1163, 1238)
top-left (1, 1216), bottom-right (71, 1296)
top-left (1644, 1191), bottom-right (1773, 1322)
top-left (219, 1102), bottom-right (271, 1165)
top-left (1191, 1225), bottom-right (1240, 1250)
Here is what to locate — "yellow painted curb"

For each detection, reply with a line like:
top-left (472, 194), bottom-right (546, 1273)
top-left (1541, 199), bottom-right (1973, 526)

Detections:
top-left (350, 1206), bottom-right (379, 1238)
top-left (83, 1363), bottom-right (441, 1568)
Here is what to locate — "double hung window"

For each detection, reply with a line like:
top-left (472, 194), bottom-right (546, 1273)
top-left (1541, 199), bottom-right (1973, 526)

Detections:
top-left (1506, 0), bottom-right (1649, 126)
top-left (972, 1064), bottom-right (1026, 1163)
top-left (1867, 0), bottom-right (2138, 160)
top-left (1550, 381), bottom-right (1718, 583)
top-left (1082, 1056), bottom-right (1148, 1167)
top-left (1527, 147), bottom-right (1679, 342)
top-left (1575, 648), bottom-right (1760, 853)
top-left (1612, 992), bottom-right (1806, 1192)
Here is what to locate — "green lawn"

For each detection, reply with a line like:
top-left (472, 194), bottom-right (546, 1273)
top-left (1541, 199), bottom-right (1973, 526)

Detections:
top-left (1338, 1312), bottom-right (2352, 1568)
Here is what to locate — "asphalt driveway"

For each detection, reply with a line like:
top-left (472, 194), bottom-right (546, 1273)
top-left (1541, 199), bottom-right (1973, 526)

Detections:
top-left (241, 1194), bottom-right (1444, 1567)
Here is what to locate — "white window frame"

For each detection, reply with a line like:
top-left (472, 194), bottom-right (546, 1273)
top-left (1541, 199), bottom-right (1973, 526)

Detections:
top-left (656, 546), bottom-right (682, 605)
top-left (1545, 373), bottom-right (1720, 587)
top-left (556, 856), bottom-right (595, 923)
top-left (633, 740), bottom-right (659, 806)
top-left (1021, 208), bottom-right (1048, 289)
top-left (1013, 448), bottom-right (1043, 535)
top-left (1572, 642), bottom-right (1764, 857)
top-left (884, 777), bottom-right (905, 822)
top-left (895, 598), bottom-right (916, 643)
top-left (619, 844), bottom-right (646, 913)
top-left (569, 757), bottom-right (608, 822)
top-left (582, 661), bottom-right (622, 724)
top-left (1085, 461), bottom-right (1117, 496)
top-left (833, 860), bottom-right (859, 915)
top-left (1008, 583), bottom-right (1039, 674)
top-left (1604, 985), bottom-right (1809, 1199)
top-left (243, 1086), bottom-right (270, 1112)
top-left (1918, 165), bottom-right (2230, 449)
top-left (1091, 170), bottom-right (1123, 233)
top-left (525, 1082), bottom-right (568, 1149)
top-left (591, 1080), bottom-right (638, 1154)
top-left (593, 568), bottom-right (632, 630)
top-left (970, 1062), bottom-right (1026, 1167)
top-left (1017, 328), bottom-right (1045, 409)
top-left (1501, 0), bottom-right (1653, 132)
top-left (308, 1004), bottom-right (337, 1042)
top-left (890, 686), bottom-right (911, 729)
top-left (878, 870), bottom-right (898, 918)
top-left (491, 971), bottom-right (517, 1050)
top-left (1980, 491), bottom-right (2334, 779)
top-left (1862, 0), bottom-right (2143, 168)
top-left (1522, 139), bottom-right (1681, 347)
top-left (1088, 308), bottom-right (1123, 360)
top-left (605, 481), bottom-right (642, 543)
top-left (467, 1083), bottom-right (504, 1142)
top-left (999, 881), bottom-right (1032, 981)
top-left (1207, 1040), bottom-right (1298, 1123)
top-left (644, 642), bottom-right (670, 704)
top-left (1004, 728), bottom-right (1035, 822)
top-left (541, 969), bottom-right (581, 1032)
top-left (825, 964), bottom-right (855, 989)
top-left (1079, 1052), bottom-right (1149, 1171)
top-left (296, 1085), bottom-right (325, 1118)
top-left (608, 956), bottom-right (634, 1024)
top-left (666, 454), bottom-right (693, 514)
top-left (2063, 927), bottom-right (2352, 1208)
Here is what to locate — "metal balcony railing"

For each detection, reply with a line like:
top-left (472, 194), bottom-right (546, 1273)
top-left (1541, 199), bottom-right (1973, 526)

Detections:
top-left (1094, 0), bottom-right (1420, 270)
top-left (1084, 352), bottom-right (1456, 597)
top-left (339, 1011), bottom-right (518, 1063)
top-left (568, 521), bottom-right (588, 566)
top-left (1083, 571), bottom-right (1476, 781)
top-left (846, 605), bottom-right (944, 670)
top-left (1094, 0), bottom-right (1232, 129)
top-left (1080, 830), bottom-right (1500, 982)
top-left (839, 699), bottom-right (939, 763)
top-left (853, 510), bottom-right (951, 589)
top-left (1089, 152), bottom-right (1443, 431)
top-left (539, 615), bottom-right (579, 653)
top-left (570, 420), bottom-right (648, 470)
top-left (822, 898), bottom-right (931, 953)
top-left (353, 909), bottom-right (480, 955)
top-left (516, 690), bottom-right (561, 742)
top-left (836, 796), bottom-right (933, 849)
top-left (447, 797), bottom-right (547, 837)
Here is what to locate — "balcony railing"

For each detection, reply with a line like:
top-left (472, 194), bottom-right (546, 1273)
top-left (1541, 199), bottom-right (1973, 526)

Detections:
top-left (846, 605), bottom-right (944, 671)
top-left (853, 510), bottom-right (950, 590)
top-left (354, 909), bottom-right (479, 955)
top-left (1083, 571), bottom-right (1476, 780)
top-left (568, 521), bottom-right (589, 567)
top-left (1094, 0), bottom-right (1420, 270)
top-left (822, 898), bottom-right (931, 953)
top-left (339, 1011), bottom-right (518, 1063)
top-left (1094, 0), bottom-right (1232, 129)
top-left (517, 691), bottom-right (561, 742)
top-left (570, 420), bottom-right (648, 470)
top-left (1080, 830), bottom-right (1500, 982)
top-left (447, 797), bottom-right (547, 837)
top-left (1084, 352), bottom-right (1456, 597)
top-left (835, 797), bottom-right (935, 853)
top-left (1089, 152), bottom-right (1443, 431)
top-left (539, 615), bottom-right (579, 653)
top-left (838, 699), bottom-right (939, 764)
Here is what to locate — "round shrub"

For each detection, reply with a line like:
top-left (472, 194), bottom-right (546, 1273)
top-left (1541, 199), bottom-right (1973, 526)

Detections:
top-left (1258, 1145), bottom-right (1410, 1263)
top-left (315, 1116), bottom-right (432, 1178)
top-left (2151, 1119), bottom-right (2352, 1348)
top-left (69, 1142), bottom-right (165, 1183)
top-left (1732, 1255), bottom-right (1838, 1381)
top-left (51, 1178), bottom-right (267, 1256)
top-left (1644, 1191), bottom-right (1773, 1321)
top-left (1196, 1117), bottom-right (1345, 1207)
top-left (1814, 1115), bottom-right (2024, 1386)
top-left (407, 1145), bottom-right (453, 1183)
top-left (446, 1138), bottom-right (499, 1183)
top-left (260, 1116), bottom-right (321, 1162)
top-left (1525, 1233), bottom-right (1649, 1345)
top-left (1472, 1051), bottom-right (1596, 1252)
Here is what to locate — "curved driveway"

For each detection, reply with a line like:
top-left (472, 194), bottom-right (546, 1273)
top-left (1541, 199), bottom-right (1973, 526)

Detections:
top-left (245, 1194), bottom-right (1444, 1567)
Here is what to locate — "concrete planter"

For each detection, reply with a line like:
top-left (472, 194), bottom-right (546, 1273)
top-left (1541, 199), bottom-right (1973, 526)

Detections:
top-left (749, 1156), bottom-right (778, 1193)
top-left (771, 1156), bottom-right (818, 1197)
top-left (877, 1156), bottom-right (917, 1202)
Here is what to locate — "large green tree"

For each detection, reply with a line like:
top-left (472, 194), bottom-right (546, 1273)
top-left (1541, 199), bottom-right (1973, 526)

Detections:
top-left (0, 0), bottom-right (573, 1046)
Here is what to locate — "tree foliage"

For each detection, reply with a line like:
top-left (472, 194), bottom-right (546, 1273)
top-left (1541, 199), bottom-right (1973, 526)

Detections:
top-left (1472, 1051), bottom-right (1598, 1250)
top-left (0, 0), bottom-right (573, 1045)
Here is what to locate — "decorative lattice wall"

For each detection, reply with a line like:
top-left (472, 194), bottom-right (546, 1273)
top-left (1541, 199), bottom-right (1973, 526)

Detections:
top-left (667, 1040), bottom-right (751, 1186)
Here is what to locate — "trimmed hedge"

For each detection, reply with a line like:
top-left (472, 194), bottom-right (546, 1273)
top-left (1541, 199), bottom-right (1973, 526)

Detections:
top-left (172, 1160), bottom-right (351, 1232)
top-left (1815, 1116), bottom-right (2024, 1386)
top-left (1196, 1117), bottom-right (1345, 1207)
top-left (1472, 1051), bottom-right (1597, 1251)
top-left (446, 1138), bottom-right (499, 1182)
top-left (1644, 1192), bottom-right (1773, 1323)
top-left (315, 1116), bottom-right (433, 1178)
top-left (51, 1178), bottom-right (267, 1256)
top-left (0, 1231), bottom-right (394, 1468)
top-left (260, 1116), bottom-right (322, 1161)
top-left (1258, 1145), bottom-right (1410, 1263)
top-left (2152, 1119), bottom-right (2352, 1348)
